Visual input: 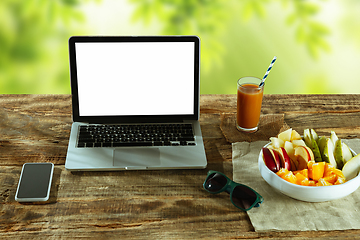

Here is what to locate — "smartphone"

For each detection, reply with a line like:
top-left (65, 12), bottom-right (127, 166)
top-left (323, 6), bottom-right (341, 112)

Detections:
top-left (15, 163), bottom-right (54, 202)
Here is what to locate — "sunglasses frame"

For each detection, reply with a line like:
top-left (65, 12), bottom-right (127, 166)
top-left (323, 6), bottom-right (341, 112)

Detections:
top-left (203, 170), bottom-right (264, 211)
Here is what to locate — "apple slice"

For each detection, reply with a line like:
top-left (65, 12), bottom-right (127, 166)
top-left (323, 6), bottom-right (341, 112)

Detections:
top-left (277, 128), bottom-right (292, 142)
top-left (284, 140), bottom-right (299, 171)
top-left (291, 139), bottom-right (307, 147)
top-left (304, 146), bottom-right (315, 161)
top-left (289, 158), bottom-right (299, 171)
top-left (294, 146), bottom-right (314, 170)
top-left (269, 148), bottom-right (281, 171)
top-left (266, 144), bottom-right (275, 150)
top-left (290, 130), bottom-right (302, 141)
top-left (277, 147), bottom-right (291, 170)
top-left (270, 137), bottom-right (285, 149)
top-left (284, 141), bottom-right (295, 159)
top-left (262, 148), bottom-right (280, 173)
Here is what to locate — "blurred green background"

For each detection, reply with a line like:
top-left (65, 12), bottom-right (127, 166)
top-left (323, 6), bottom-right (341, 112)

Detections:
top-left (1, 0), bottom-right (360, 94)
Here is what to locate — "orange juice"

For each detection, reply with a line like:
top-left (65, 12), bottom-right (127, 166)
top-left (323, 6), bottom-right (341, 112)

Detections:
top-left (236, 78), bottom-right (264, 132)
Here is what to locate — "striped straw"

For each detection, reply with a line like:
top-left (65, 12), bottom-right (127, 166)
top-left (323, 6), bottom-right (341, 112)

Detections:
top-left (259, 56), bottom-right (277, 87)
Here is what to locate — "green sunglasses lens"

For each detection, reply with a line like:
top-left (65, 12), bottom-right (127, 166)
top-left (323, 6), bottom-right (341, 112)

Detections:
top-left (204, 173), bottom-right (228, 192)
top-left (232, 185), bottom-right (259, 210)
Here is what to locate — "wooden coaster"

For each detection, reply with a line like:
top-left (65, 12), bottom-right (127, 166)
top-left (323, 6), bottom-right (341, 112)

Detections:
top-left (220, 113), bottom-right (290, 143)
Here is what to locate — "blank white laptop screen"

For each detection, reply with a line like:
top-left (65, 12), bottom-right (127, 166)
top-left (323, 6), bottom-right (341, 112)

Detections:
top-left (74, 42), bottom-right (195, 117)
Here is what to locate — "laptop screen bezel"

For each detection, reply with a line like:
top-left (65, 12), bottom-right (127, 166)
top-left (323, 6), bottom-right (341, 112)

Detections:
top-left (68, 36), bottom-right (200, 124)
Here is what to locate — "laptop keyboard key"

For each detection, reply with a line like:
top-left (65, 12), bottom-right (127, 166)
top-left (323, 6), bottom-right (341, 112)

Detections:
top-left (153, 141), bottom-right (163, 146)
top-left (163, 141), bottom-right (171, 146)
top-left (178, 136), bottom-right (195, 142)
top-left (85, 143), bottom-right (94, 148)
top-left (113, 142), bottom-right (152, 147)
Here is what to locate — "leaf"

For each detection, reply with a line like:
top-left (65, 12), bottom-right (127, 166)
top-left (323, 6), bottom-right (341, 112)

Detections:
top-left (61, 0), bottom-right (80, 6)
top-left (286, 13), bottom-right (297, 25)
top-left (280, 0), bottom-right (291, 8)
top-left (295, 25), bottom-right (306, 43)
top-left (313, 34), bottom-right (331, 53)
top-left (309, 21), bottom-right (330, 35)
top-left (241, 2), bottom-right (255, 21)
top-left (302, 2), bottom-right (319, 15)
top-left (252, 1), bottom-right (267, 18)
top-left (131, 3), bottom-right (153, 25)
top-left (307, 41), bottom-right (320, 59)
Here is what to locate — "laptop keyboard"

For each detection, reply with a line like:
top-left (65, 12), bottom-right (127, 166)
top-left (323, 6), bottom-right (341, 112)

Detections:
top-left (77, 123), bottom-right (196, 148)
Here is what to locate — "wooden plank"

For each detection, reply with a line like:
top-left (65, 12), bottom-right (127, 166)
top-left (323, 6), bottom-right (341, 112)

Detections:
top-left (201, 94), bottom-right (360, 113)
top-left (0, 95), bottom-right (71, 166)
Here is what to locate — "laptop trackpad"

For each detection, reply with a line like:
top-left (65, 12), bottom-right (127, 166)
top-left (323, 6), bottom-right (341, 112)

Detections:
top-left (113, 148), bottom-right (160, 168)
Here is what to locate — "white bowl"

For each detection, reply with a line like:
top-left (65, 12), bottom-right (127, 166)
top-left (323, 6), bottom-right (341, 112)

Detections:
top-left (258, 143), bottom-right (360, 202)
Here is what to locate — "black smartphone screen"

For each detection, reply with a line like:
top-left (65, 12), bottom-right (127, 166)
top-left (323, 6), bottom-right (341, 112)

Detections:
top-left (16, 163), bottom-right (54, 200)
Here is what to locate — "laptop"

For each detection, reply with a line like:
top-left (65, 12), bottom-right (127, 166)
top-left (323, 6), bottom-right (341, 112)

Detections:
top-left (65, 36), bottom-right (207, 171)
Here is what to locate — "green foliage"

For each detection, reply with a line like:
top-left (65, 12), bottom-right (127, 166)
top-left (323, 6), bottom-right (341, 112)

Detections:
top-left (0, 0), bottom-right (358, 94)
top-left (129, 0), bottom-right (331, 72)
top-left (284, 0), bottom-right (331, 59)
top-left (340, 1), bottom-right (360, 51)
top-left (130, 0), bottom-right (230, 72)
top-left (0, 0), bottom-right (92, 93)
top-left (241, 0), bottom-right (269, 20)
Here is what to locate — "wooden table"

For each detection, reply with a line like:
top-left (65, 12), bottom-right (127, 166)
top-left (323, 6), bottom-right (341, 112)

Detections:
top-left (1, 94), bottom-right (360, 239)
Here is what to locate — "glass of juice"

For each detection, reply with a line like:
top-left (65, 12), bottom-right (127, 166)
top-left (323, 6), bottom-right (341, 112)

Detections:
top-left (236, 77), bottom-right (264, 133)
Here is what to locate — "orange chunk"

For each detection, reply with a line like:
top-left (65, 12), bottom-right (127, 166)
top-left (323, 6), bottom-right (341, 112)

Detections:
top-left (323, 173), bottom-right (337, 184)
top-left (294, 169), bottom-right (309, 179)
top-left (308, 161), bottom-right (325, 181)
top-left (299, 179), bottom-right (310, 186)
top-left (276, 168), bottom-right (290, 178)
top-left (324, 163), bottom-right (336, 177)
top-left (334, 177), bottom-right (346, 185)
top-left (333, 169), bottom-right (345, 179)
top-left (300, 179), bottom-right (317, 186)
top-left (282, 171), bottom-right (297, 184)
top-left (294, 172), bottom-right (307, 185)
top-left (308, 161), bottom-right (314, 178)
top-left (316, 178), bottom-right (332, 186)
top-left (307, 180), bottom-right (317, 186)
top-left (323, 163), bottom-right (345, 177)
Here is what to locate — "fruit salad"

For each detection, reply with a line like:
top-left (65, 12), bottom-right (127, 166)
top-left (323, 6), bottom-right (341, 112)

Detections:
top-left (262, 128), bottom-right (360, 186)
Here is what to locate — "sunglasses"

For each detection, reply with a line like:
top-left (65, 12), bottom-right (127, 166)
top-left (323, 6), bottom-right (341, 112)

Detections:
top-left (203, 170), bottom-right (264, 211)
